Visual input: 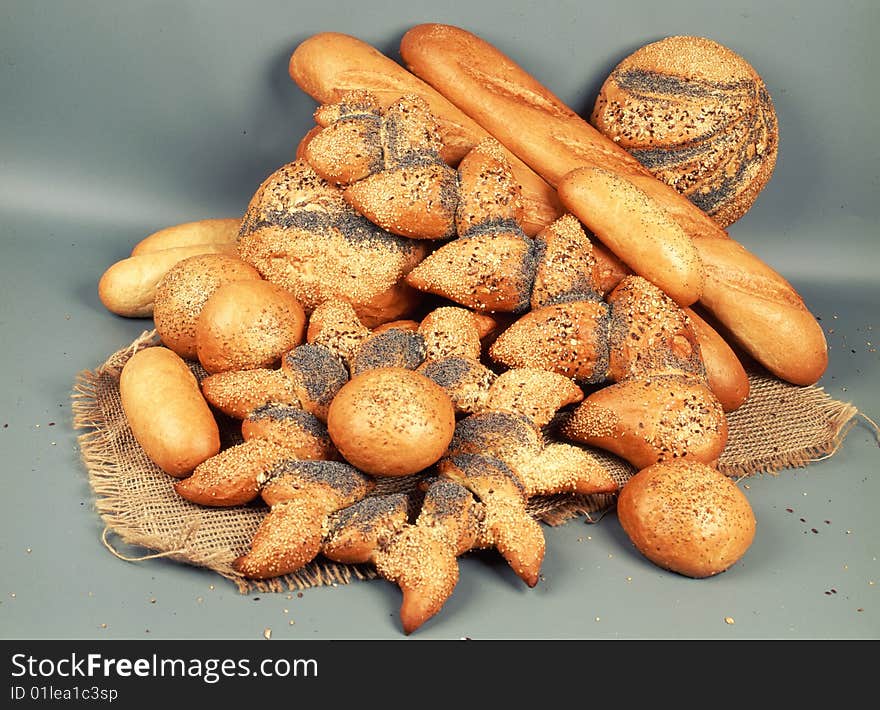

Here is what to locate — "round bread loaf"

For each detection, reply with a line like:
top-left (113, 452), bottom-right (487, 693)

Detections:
top-left (591, 36), bottom-right (778, 227)
top-left (616, 459), bottom-right (756, 577)
top-left (326, 367), bottom-right (455, 477)
top-left (195, 280), bottom-right (306, 373)
top-left (153, 253), bottom-right (262, 359)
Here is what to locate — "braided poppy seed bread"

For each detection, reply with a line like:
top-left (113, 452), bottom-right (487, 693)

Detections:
top-left (591, 36), bottom-right (778, 228)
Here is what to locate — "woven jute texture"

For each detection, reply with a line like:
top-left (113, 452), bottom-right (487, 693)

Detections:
top-left (72, 330), bottom-right (862, 593)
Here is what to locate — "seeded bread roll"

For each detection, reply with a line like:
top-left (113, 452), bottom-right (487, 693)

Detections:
top-left (195, 280), bottom-right (306, 374)
top-left (327, 368), bottom-right (456, 477)
top-left (153, 253), bottom-right (262, 359)
top-left (591, 36), bottom-right (778, 228)
top-left (616, 460), bottom-right (756, 577)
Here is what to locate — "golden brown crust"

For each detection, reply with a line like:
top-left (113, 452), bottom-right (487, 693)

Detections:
top-left (405, 231), bottom-right (536, 313)
top-left (439, 454), bottom-right (544, 587)
top-left (152, 254), bottom-right (262, 359)
top-left (447, 410), bottom-right (542, 463)
top-left (561, 374), bottom-right (728, 470)
top-left (489, 300), bottom-right (611, 384)
top-left (514, 443), bottom-right (619, 497)
top-left (258, 459), bottom-right (373, 508)
top-left (280, 344), bottom-right (350, 422)
top-left (455, 138), bottom-right (524, 236)
top-left (174, 439), bottom-right (289, 507)
top-left (530, 214), bottom-right (600, 309)
top-left (322, 494), bottom-right (410, 564)
top-left (591, 36), bottom-right (778, 228)
top-left (195, 280), bottom-right (306, 374)
top-left (558, 167), bottom-right (704, 307)
top-left (417, 357), bottom-right (496, 415)
top-left (234, 460), bottom-right (374, 579)
top-left (348, 329), bottom-right (427, 376)
top-left (232, 499), bottom-right (326, 579)
top-left (684, 307), bottom-right (750, 412)
top-left (616, 459), bottom-right (756, 577)
top-left (237, 161), bottom-right (427, 326)
top-left (606, 275), bottom-right (705, 382)
top-left (131, 218), bottom-right (241, 256)
top-left (327, 368), bottom-right (456, 477)
top-left (418, 306), bottom-right (483, 362)
top-left (119, 347), bottom-right (220, 477)
top-left (485, 368), bottom-right (583, 429)
top-left (374, 525), bottom-right (460, 634)
top-left (305, 300), bottom-right (371, 365)
top-left (242, 404), bottom-right (336, 461)
top-left (693, 237), bottom-right (828, 385)
top-left (201, 368), bottom-right (300, 419)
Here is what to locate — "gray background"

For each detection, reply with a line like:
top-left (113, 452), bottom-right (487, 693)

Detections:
top-left (1, 0), bottom-right (877, 640)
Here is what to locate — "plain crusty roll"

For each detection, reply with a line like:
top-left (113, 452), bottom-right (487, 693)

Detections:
top-left (616, 459), bottom-right (756, 578)
top-left (131, 218), bottom-right (241, 256)
top-left (119, 346), bottom-right (220, 476)
top-left (400, 23), bottom-right (827, 385)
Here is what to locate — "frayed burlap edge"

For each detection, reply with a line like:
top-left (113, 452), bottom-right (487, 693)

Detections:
top-left (71, 332), bottom-right (382, 593)
top-left (72, 331), bottom-right (871, 593)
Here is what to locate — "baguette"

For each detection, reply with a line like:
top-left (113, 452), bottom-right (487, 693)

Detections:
top-left (400, 24), bottom-right (827, 385)
top-left (98, 243), bottom-right (235, 318)
top-left (131, 218), bottom-right (241, 256)
top-left (693, 237), bottom-right (828, 386)
top-left (119, 346), bottom-right (220, 477)
top-left (558, 167), bottom-right (702, 306)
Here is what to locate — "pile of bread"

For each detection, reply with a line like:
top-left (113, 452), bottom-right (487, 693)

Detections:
top-left (97, 26), bottom-right (827, 633)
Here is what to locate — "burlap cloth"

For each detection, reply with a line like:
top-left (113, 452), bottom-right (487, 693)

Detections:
top-left (72, 330), bottom-right (865, 593)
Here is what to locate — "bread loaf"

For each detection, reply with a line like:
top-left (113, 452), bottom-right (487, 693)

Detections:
top-left (119, 347), bottom-right (220, 476)
top-left (591, 36), bottom-right (778, 228)
top-left (400, 24), bottom-right (827, 385)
